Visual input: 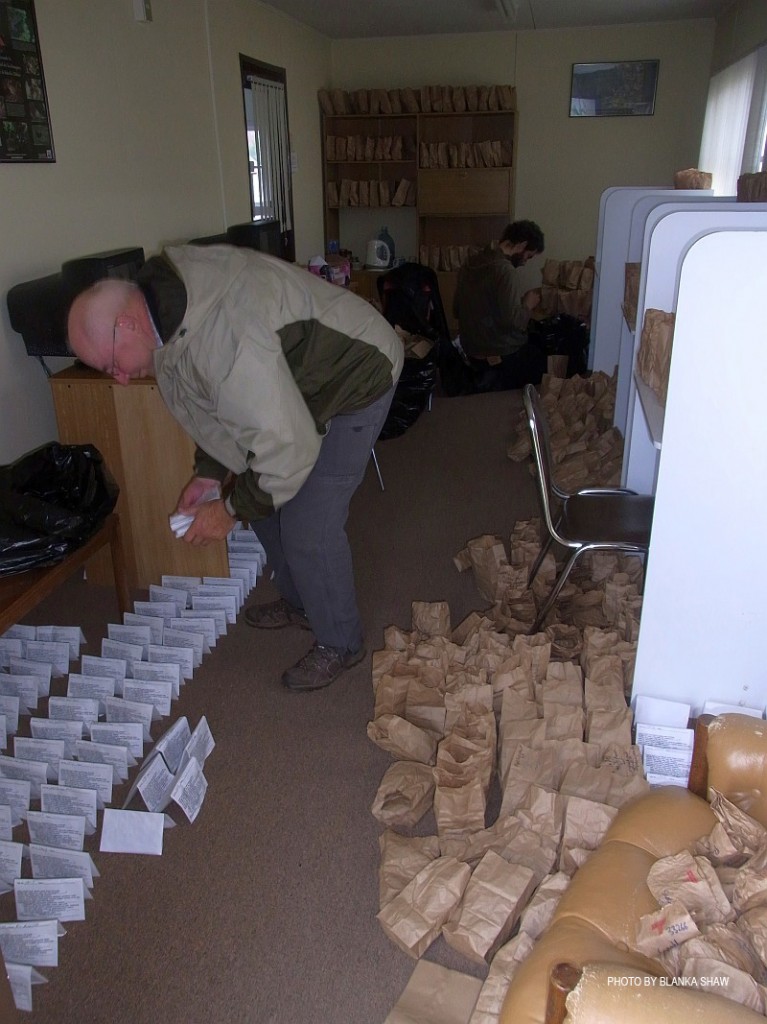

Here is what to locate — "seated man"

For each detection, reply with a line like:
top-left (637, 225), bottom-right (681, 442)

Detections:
top-left (453, 219), bottom-right (545, 391)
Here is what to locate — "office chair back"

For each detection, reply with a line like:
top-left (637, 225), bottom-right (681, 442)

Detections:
top-left (524, 384), bottom-right (569, 544)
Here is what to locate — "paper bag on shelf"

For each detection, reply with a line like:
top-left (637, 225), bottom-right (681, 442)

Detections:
top-left (317, 88), bottom-right (334, 115)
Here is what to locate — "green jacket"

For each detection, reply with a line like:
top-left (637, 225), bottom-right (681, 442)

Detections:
top-left (453, 244), bottom-right (531, 358)
top-left (143, 244), bottom-right (403, 520)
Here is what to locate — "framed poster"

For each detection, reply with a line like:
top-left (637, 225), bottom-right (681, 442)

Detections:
top-left (0, 0), bottom-right (54, 161)
top-left (569, 60), bottom-right (659, 118)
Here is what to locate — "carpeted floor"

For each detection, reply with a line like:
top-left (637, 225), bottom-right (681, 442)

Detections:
top-left (5, 389), bottom-right (539, 1024)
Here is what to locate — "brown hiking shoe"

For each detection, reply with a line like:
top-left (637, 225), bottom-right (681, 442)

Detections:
top-left (244, 598), bottom-right (311, 631)
top-left (282, 643), bottom-right (366, 692)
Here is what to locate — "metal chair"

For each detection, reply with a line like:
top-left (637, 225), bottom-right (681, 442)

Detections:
top-left (523, 384), bottom-right (655, 634)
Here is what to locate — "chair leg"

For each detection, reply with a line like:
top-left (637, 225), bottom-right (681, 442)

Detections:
top-left (527, 535), bottom-right (555, 588)
top-left (371, 447), bottom-right (384, 491)
top-left (529, 548), bottom-right (582, 634)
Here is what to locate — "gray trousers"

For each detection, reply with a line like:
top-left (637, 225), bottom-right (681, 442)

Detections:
top-left (250, 386), bottom-right (395, 653)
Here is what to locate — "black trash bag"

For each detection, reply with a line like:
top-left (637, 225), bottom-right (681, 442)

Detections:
top-left (378, 353), bottom-right (437, 440)
top-left (0, 443), bottom-right (119, 577)
top-left (527, 314), bottom-right (590, 378)
top-left (376, 263), bottom-right (448, 437)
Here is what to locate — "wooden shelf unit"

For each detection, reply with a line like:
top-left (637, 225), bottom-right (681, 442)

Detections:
top-left (321, 107), bottom-right (516, 269)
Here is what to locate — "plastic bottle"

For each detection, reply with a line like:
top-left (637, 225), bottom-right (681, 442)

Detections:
top-left (378, 226), bottom-right (395, 267)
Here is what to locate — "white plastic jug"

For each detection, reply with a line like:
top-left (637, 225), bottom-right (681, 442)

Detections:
top-left (365, 238), bottom-right (390, 269)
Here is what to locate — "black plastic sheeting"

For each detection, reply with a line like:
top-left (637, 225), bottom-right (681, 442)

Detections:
top-left (0, 443), bottom-right (119, 577)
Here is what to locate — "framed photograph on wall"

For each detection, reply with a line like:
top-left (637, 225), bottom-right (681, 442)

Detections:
top-left (570, 60), bottom-right (659, 118)
top-left (0, 0), bottom-right (54, 161)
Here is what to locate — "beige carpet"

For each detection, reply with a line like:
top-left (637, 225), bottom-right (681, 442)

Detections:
top-left (3, 389), bottom-right (538, 1024)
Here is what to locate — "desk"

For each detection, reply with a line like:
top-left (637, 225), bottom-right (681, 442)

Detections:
top-left (0, 513), bottom-right (130, 635)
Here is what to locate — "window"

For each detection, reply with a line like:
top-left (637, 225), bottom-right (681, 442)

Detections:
top-left (240, 55), bottom-right (295, 260)
top-left (698, 45), bottom-right (767, 195)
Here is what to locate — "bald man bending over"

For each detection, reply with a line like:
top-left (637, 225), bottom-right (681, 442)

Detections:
top-left (68, 244), bottom-right (403, 692)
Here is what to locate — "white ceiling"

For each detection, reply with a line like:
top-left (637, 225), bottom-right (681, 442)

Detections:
top-left (256, 0), bottom-right (734, 40)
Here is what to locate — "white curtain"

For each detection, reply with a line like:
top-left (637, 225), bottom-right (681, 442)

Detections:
top-left (698, 51), bottom-right (757, 195)
top-left (248, 77), bottom-right (293, 231)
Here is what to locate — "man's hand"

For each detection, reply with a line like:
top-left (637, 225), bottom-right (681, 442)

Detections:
top-left (522, 288), bottom-right (542, 311)
top-left (182, 499), bottom-right (235, 546)
top-left (176, 475), bottom-right (221, 515)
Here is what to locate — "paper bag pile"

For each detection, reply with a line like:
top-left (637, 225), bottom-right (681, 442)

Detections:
top-left (455, 520), bottom-right (644, 640)
top-left (326, 177), bottom-right (416, 210)
top-left (318, 84), bottom-right (516, 116)
top-left (627, 791), bottom-right (767, 1014)
top-left (537, 258), bottom-right (595, 320)
top-left (636, 308), bottom-right (675, 406)
top-left (370, 586), bottom-right (646, 1020)
top-left (507, 372), bottom-right (624, 490)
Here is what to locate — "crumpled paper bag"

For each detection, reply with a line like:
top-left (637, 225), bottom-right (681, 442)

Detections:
top-left (559, 795), bottom-right (618, 874)
top-left (663, 922), bottom-right (766, 982)
top-left (434, 775), bottom-right (487, 841)
top-left (559, 761), bottom-right (650, 808)
top-left (379, 831), bottom-right (440, 910)
top-left (634, 899), bottom-right (700, 956)
top-left (647, 850), bottom-right (734, 926)
top-left (372, 761), bottom-right (436, 828)
top-left (384, 960), bottom-right (482, 1024)
top-left (467, 932), bottom-right (536, 1024)
top-left (367, 714), bottom-right (438, 764)
top-left (518, 870), bottom-right (571, 939)
top-left (377, 855), bottom-right (472, 958)
top-left (681, 956), bottom-right (767, 1014)
top-left (453, 535), bottom-right (508, 602)
top-left (442, 850), bottom-right (536, 964)
top-left (412, 600), bottom-right (452, 638)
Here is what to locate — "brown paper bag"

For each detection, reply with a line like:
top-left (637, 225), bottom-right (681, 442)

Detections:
top-left (377, 856), bottom-right (472, 958)
top-left (560, 761), bottom-right (649, 808)
top-left (442, 851), bottom-right (536, 964)
top-left (412, 600), bottom-right (451, 637)
top-left (367, 714), bottom-right (438, 764)
top-left (559, 795), bottom-right (618, 873)
top-left (634, 900), bottom-right (700, 956)
top-left (518, 870), bottom-right (571, 939)
top-left (372, 760), bottom-right (436, 828)
top-left (585, 706), bottom-right (633, 753)
top-left (384, 960), bottom-right (482, 1024)
top-left (467, 932), bottom-right (535, 1024)
top-left (379, 831), bottom-right (440, 910)
top-left (647, 851), bottom-right (734, 925)
top-left (434, 776), bottom-right (487, 840)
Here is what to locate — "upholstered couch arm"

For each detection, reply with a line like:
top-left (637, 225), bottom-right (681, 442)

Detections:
top-left (703, 713), bottom-right (767, 827)
top-left (553, 962), bottom-right (765, 1023)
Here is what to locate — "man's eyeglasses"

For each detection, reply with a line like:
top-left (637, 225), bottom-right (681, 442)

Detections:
top-left (111, 318), bottom-right (119, 376)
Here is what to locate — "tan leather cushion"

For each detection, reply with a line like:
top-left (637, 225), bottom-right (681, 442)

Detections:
top-left (565, 962), bottom-right (765, 1023)
top-left (707, 714), bottom-right (767, 827)
top-left (600, 786), bottom-right (716, 857)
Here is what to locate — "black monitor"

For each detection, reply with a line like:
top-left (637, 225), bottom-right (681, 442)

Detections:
top-left (7, 247), bottom-right (145, 363)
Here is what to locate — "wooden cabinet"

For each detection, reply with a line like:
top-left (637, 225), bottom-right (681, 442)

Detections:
top-left (321, 107), bottom-right (516, 275)
top-left (50, 366), bottom-right (229, 592)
